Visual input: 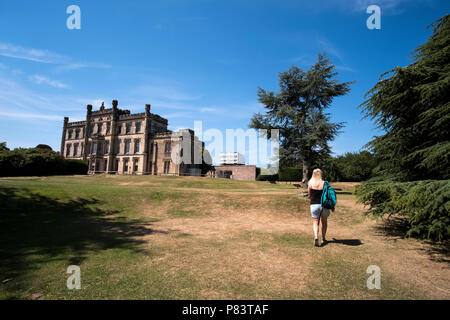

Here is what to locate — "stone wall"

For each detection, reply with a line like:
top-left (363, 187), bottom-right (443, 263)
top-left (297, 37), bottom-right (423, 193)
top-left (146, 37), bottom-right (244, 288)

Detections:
top-left (213, 165), bottom-right (256, 181)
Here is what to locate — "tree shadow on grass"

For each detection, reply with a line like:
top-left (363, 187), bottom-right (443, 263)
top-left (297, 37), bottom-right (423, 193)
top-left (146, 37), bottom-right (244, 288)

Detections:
top-left (373, 216), bottom-right (410, 239)
top-left (0, 186), bottom-right (170, 296)
top-left (325, 238), bottom-right (363, 246)
top-left (373, 216), bottom-right (450, 264)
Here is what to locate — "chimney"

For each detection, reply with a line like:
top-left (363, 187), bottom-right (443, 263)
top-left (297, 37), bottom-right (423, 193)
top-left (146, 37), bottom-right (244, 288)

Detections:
top-left (145, 104), bottom-right (151, 116)
top-left (112, 100), bottom-right (118, 110)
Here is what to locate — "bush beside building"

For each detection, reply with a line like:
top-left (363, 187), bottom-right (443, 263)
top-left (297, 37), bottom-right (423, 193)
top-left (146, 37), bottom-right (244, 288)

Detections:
top-left (0, 143), bottom-right (88, 177)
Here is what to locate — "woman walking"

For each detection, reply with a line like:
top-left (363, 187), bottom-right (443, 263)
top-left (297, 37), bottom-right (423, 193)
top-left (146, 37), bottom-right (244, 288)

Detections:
top-left (308, 168), bottom-right (330, 247)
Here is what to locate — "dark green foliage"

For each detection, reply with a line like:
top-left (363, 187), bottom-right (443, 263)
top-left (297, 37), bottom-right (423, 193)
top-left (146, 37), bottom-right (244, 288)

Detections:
top-left (334, 151), bottom-right (377, 181)
top-left (35, 144), bottom-right (53, 151)
top-left (0, 144), bottom-right (87, 177)
top-left (311, 151), bottom-right (377, 182)
top-left (313, 156), bottom-right (341, 182)
top-left (356, 15), bottom-right (450, 241)
top-left (64, 159), bottom-right (89, 175)
top-left (256, 174), bottom-right (279, 181)
top-left (0, 142), bottom-right (8, 152)
top-left (355, 180), bottom-right (450, 241)
top-left (278, 167), bottom-right (302, 181)
top-left (250, 53), bottom-right (353, 182)
top-left (200, 147), bottom-right (214, 175)
top-left (359, 15), bottom-right (450, 181)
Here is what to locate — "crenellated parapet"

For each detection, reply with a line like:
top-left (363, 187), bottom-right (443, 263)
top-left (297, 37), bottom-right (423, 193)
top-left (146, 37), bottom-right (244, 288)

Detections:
top-left (67, 120), bottom-right (87, 127)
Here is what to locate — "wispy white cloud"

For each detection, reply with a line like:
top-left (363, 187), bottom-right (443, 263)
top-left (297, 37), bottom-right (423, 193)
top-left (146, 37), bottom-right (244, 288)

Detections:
top-left (53, 62), bottom-right (111, 73)
top-left (351, 0), bottom-right (409, 12)
top-left (289, 42), bottom-right (356, 73)
top-left (0, 42), bottom-right (67, 64)
top-left (0, 110), bottom-right (62, 121)
top-left (321, 0), bottom-right (429, 15)
top-left (0, 74), bottom-right (94, 124)
top-left (28, 75), bottom-right (68, 88)
top-left (0, 42), bottom-right (111, 72)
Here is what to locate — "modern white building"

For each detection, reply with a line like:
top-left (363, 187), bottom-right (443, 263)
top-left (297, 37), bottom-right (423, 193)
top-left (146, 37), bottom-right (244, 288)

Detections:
top-left (219, 152), bottom-right (245, 165)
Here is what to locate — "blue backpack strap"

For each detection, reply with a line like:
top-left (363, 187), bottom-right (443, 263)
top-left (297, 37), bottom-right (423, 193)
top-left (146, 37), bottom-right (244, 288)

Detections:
top-left (321, 181), bottom-right (328, 206)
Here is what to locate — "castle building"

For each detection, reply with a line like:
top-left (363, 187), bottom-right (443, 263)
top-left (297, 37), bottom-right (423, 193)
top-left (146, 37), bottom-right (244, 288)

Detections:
top-left (61, 100), bottom-right (203, 175)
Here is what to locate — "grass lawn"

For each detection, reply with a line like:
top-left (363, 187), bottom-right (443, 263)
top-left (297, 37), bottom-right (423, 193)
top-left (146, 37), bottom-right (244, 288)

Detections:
top-left (0, 175), bottom-right (448, 299)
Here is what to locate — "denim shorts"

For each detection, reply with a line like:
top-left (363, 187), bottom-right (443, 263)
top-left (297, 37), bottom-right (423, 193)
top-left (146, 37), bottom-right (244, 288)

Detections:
top-left (310, 204), bottom-right (330, 219)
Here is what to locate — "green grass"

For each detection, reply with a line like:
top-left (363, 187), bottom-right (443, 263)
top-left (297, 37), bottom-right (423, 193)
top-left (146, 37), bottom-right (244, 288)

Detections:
top-left (0, 175), bottom-right (444, 300)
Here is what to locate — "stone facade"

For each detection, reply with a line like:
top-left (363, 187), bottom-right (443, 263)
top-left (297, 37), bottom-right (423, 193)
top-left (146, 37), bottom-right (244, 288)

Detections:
top-left (62, 100), bottom-right (203, 175)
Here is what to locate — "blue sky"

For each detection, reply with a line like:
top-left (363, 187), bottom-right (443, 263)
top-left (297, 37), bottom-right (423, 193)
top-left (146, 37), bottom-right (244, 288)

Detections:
top-left (0, 0), bottom-right (448, 164)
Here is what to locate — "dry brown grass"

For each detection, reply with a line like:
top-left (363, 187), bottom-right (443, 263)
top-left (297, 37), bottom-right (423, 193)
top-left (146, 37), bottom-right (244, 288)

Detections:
top-left (132, 182), bottom-right (450, 299)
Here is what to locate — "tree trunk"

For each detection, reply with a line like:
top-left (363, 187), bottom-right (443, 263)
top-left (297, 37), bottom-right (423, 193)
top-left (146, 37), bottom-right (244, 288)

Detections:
top-left (302, 159), bottom-right (310, 186)
top-left (301, 107), bottom-right (310, 186)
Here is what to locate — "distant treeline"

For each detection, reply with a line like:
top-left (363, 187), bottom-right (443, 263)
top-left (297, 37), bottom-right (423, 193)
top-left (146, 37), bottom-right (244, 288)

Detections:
top-left (257, 150), bottom-right (377, 182)
top-left (0, 142), bottom-right (88, 177)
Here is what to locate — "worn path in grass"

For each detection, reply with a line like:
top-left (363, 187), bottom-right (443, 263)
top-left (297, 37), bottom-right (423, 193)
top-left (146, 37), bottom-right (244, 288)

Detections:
top-left (0, 175), bottom-right (448, 299)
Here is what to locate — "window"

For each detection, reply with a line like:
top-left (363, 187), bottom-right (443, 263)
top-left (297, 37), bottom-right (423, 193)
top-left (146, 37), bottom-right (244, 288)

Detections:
top-left (73, 144), bottom-right (78, 156)
top-left (134, 139), bottom-right (140, 153)
top-left (75, 129), bottom-right (80, 139)
top-left (117, 140), bottom-right (121, 153)
top-left (164, 161), bottom-right (170, 174)
top-left (97, 142), bottom-right (102, 154)
top-left (66, 144), bottom-right (71, 156)
top-left (92, 142), bottom-right (97, 154)
top-left (105, 141), bottom-right (110, 154)
top-left (68, 130), bottom-right (72, 140)
top-left (133, 159), bottom-right (139, 172)
top-left (125, 139), bottom-right (131, 154)
top-left (123, 159), bottom-right (129, 173)
top-left (98, 123), bottom-right (103, 134)
top-left (90, 124), bottom-right (95, 136)
top-left (135, 122), bottom-right (141, 133)
top-left (126, 123), bottom-right (131, 134)
top-left (106, 122), bottom-right (111, 134)
top-left (164, 142), bottom-right (171, 153)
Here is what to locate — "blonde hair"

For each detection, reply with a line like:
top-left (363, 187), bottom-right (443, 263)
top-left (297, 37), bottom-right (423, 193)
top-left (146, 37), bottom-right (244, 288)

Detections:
top-left (308, 168), bottom-right (323, 189)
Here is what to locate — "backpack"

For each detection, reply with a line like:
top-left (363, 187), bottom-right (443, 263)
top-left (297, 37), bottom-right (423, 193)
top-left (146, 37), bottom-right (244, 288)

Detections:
top-left (321, 181), bottom-right (337, 210)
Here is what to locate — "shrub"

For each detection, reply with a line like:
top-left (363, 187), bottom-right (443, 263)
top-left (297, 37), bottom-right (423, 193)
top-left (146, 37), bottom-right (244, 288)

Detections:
top-left (256, 174), bottom-right (279, 181)
top-left (355, 180), bottom-right (450, 241)
top-left (64, 159), bottom-right (88, 175)
top-left (0, 145), bottom-right (87, 177)
top-left (278, 167), bottom-right (302, 181)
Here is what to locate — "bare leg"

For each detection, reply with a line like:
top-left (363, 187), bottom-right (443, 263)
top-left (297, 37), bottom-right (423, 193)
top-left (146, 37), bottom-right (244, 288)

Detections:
top-left (321, 217), bottom-right (328, 240)
top-left (312, 218), bottom-right (319, 239)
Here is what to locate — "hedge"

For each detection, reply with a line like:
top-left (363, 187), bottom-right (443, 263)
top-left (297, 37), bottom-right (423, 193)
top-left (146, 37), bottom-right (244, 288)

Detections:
top-left (278, 167), bottom-right (302, 181)
top-left (256, 174), bottom-right (279, 181)
top-left (0, 147), bottom-right (87, 177)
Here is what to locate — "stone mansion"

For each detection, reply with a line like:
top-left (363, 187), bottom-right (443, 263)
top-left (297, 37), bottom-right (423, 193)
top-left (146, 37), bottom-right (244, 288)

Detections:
top-left (61, 100), bottom-right (204, 175)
